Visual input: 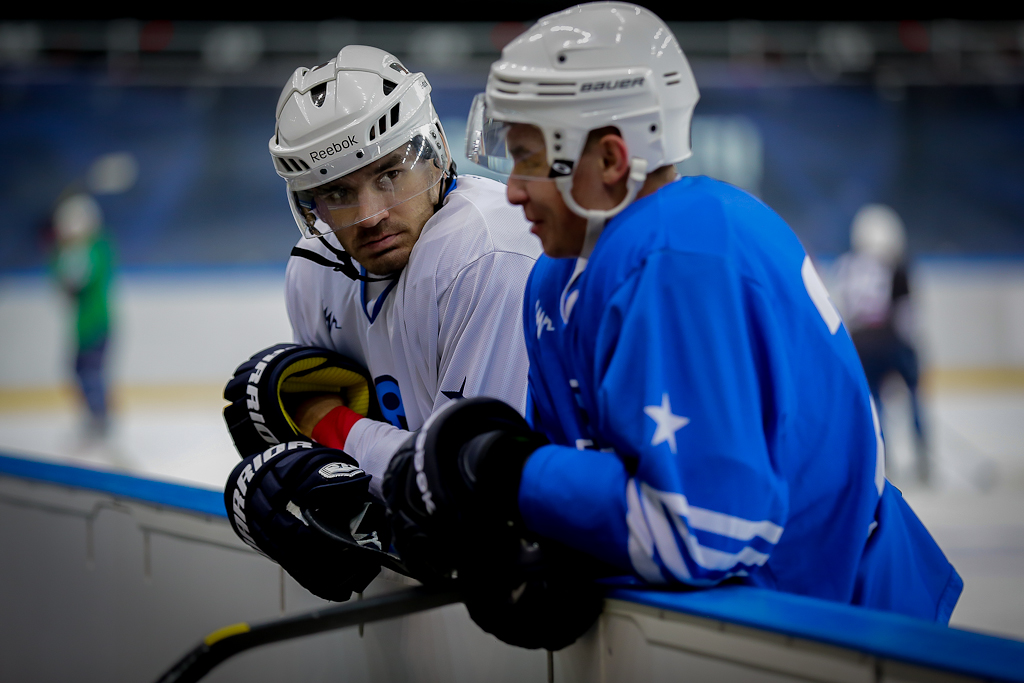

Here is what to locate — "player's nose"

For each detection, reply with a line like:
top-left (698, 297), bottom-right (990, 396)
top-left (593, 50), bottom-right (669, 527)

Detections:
top-left (354, 208), bottom-right (389, 230)
top-left (354, 191), bottom-right (391, 228)
top-left (506, 176), bottom-right (528, 206)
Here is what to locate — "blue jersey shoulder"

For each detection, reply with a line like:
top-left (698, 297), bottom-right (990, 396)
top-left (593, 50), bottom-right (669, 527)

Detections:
top-left (587, 177), bottom-right (805, 298)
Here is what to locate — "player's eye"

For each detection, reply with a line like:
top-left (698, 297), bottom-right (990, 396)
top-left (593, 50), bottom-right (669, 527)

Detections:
top-left (324, 189), bottom-right (351, 203)
top-left (512, 150), bottom-right (547, 175)
top-left (509, 146), bottom-right (530, 162)
top-left (377, 168), bottom-right (403, 188)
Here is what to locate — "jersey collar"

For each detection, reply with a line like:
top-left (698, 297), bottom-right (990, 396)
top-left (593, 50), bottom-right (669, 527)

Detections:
top-left (360, 266), bottom-right (399, 324)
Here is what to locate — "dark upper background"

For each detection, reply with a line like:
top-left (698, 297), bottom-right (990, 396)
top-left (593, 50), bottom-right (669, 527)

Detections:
top-left (1, 8), bottom-right (1022, 270)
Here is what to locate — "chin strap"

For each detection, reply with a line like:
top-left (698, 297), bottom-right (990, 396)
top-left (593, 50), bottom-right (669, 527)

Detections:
top-left (556, 158), bottom-right (648, 260)
top-left (291, 164), bottom-right (457, 283)
top-left (290, 238), bottom-right (400, 283)
top-left (435, 163), bottom-right (457, 214)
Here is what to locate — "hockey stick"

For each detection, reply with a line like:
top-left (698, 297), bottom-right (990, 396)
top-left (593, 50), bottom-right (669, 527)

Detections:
top-left (301, 507), bottom-right (412, 577)
top-left (154, 584), bottom-right (462, 683)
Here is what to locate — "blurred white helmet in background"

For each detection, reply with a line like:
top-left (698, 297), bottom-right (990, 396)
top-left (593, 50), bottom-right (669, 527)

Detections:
top-left (851, 204), bottom-right (906, 265)
top-left (467, 1), bottom-right (699, 223)
top-left (54, 193), bottom-right (102, 242)
top-left (270, 45), bottom-right (452, 238)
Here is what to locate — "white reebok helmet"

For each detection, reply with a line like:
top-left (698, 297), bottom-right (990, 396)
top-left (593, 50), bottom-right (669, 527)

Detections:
top-left (466, 1), bottom-right (699, 224)
top-left (270, 45), bottom-right (452, 239)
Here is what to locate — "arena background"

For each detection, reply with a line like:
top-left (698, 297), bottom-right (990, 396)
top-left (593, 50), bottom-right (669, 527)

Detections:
top-left (1, 11), bottom-right (1023, 650)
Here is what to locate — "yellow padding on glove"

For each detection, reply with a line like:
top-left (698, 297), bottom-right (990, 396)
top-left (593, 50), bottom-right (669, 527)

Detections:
top-left (276, 357), bottom-right (372, 435)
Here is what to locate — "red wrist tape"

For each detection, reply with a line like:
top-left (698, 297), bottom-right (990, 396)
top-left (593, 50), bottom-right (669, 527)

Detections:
top-left (311, 405), bottom-right (364, 450)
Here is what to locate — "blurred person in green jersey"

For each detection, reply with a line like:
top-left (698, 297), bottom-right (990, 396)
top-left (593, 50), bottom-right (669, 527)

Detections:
top-left (51, 192), bottom-right (115, 445)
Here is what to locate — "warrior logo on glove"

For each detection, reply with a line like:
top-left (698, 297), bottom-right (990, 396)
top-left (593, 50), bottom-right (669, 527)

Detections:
top-left (223, 343), bottom-right (382, 457)
top-left (228, 439), bottom-right (316, 552)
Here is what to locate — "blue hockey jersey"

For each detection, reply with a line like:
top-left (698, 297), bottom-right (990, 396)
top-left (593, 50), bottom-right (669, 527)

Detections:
top-left (518, 176), bottom-right (962, 623)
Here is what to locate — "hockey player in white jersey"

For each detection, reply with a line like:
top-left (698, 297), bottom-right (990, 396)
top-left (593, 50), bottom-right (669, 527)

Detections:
top-left (221, 46), bottom-right (539, 605)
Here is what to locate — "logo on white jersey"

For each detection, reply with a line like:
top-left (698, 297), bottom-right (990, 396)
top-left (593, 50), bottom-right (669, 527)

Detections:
top-left (535, 301), bottom-right (554, 339)
top-left (323, 306), bottom-right (341, 332)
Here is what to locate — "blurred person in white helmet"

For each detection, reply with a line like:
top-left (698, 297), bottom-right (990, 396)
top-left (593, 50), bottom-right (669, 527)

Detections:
top-left (50, 192), bottom-right (115, 446)
top-left (386, 2), bottom-right (961, 634)
top-left (833, 204), bottom-right (928, 484)
top-left (220, 46), bottom-right (545, 620)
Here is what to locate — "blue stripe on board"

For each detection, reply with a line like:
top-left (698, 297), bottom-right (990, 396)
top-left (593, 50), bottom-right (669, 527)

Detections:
top-left (3, 451), bottom-right (1023, 681)
top-left (0, 452), bottom-right (226, 518)
top-left (612, 586), bottom-right (1024, 683)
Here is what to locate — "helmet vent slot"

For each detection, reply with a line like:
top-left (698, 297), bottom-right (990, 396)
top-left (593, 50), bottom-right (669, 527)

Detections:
top-left (378, 115), bottom-right (388, 135)
top-left (390, 104), bottom-right (400, 126)
top-left (382, 79), bottom-right (397, 96)
top-left (494, 78), bottom-right (576, 96)
top-left (275, 157), bottom-right (310, 174)
top-left (388, 61), bottom-right (409, 75)
top-left (539, 82), bottom-right (576, 95)
top-left (663, 71), bottom-right (681, 86)
top-left (369, 127), bottom-right (376, 141)
top-left (310, 83), bottom-right (327, 107)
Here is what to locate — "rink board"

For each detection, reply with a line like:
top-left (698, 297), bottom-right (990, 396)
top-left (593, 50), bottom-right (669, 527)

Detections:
top-left (1, 452), bottom-right (1022, 683)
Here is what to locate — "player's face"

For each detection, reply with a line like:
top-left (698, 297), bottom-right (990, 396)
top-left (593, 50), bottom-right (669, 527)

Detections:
top-left (316, 151), bottom-right (441, 275)
top-left (504, 124), bottom-right (587, 258)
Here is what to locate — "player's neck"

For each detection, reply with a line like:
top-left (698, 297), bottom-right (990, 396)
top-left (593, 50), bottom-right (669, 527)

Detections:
top-left (636, 165), bottom-right (680, 201)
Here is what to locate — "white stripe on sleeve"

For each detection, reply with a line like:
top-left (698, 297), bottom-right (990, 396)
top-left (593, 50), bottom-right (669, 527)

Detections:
top-left (653, 487), bottom-right (784, 544)
top-left (624, 479), bottom-right (784, 583)
top-left (637, 484), bottom-right (693, 581)
top-left (626, 479), bottom-right (666, 583)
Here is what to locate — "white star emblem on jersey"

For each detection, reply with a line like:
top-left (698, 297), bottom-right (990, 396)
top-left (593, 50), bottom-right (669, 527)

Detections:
top-left (644, 393), bottom-right (690, 454)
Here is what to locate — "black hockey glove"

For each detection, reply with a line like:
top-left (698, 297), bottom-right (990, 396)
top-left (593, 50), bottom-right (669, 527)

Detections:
top-left (383, 397), bottom-right (605, 650)
top-left (225, 439), bottom-right (396, 602)
top-left (223, 344), bottom-right (381, 457)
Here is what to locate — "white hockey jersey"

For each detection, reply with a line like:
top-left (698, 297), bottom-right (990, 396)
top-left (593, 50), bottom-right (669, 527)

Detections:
top-left (285, 175), bottom-right (540, 498)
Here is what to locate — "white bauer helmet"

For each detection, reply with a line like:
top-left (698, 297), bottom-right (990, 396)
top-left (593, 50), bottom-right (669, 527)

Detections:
top-left (467, 2), bottom-right (699, 247)
top-left (270, 45), bottom-right (453, 241)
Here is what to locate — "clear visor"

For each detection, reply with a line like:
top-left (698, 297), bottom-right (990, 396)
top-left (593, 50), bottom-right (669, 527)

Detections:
top-left (466, 93), bottom-right (559, 181)
top-left (291, 128), bottom-right (445, 237)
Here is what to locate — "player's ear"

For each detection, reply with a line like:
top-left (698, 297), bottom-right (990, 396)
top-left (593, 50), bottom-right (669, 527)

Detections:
top-left (598, 133), bottom-right (631, 188)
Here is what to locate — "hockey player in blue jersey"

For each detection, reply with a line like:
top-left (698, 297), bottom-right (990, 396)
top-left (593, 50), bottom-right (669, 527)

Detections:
top-left (384, 2), bottom-right (961, 648)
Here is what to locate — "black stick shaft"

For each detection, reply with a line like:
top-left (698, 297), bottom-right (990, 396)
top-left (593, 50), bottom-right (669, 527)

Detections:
top-left (155, 585), bottom-right (462, 683)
